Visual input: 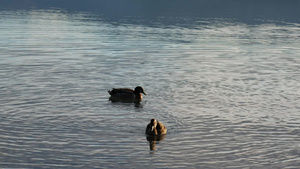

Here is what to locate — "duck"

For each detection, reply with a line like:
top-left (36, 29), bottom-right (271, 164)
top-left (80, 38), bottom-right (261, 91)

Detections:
top-left (108, 86), bottom-right (146, 103)
top-left (145, 119), bottom-right (167, 135)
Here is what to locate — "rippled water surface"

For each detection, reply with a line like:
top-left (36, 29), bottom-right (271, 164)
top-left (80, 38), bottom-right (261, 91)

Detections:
top-left (1, 4), bottom-right (300, 169)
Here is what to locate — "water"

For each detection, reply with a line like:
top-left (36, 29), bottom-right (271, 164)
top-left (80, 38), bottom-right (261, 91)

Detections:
top-left (1, 1), bottom-right (300, 168)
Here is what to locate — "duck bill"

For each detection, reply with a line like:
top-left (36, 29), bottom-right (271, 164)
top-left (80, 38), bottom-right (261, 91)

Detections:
top-left (143, 92), bottom-right (147, 95)
top-left (151, 126), bottom-right (154, 132)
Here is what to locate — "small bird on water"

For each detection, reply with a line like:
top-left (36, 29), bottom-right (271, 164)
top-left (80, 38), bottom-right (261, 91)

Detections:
top-left (108, 86), bottom-right (146, 103)
top-left (146, 119), bottom-right (167, 135)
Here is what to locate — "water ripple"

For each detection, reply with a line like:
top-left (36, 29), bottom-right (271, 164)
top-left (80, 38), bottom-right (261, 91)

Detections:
top-left (1, 9), bottom-right (300, 168)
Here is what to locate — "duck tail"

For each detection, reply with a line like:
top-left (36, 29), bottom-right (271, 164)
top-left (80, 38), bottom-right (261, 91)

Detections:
top-left (108, 90), bottom-right (112, 95)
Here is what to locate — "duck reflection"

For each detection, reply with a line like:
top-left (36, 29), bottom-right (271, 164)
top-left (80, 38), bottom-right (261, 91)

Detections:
top-left (134, 102), bottom-right (142, 108)
top-left (146, 134), bottom-right (166, 151)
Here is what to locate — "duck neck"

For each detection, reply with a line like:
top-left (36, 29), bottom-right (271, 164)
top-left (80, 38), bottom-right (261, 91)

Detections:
top-left (133, 91), bottom-right (141, 99)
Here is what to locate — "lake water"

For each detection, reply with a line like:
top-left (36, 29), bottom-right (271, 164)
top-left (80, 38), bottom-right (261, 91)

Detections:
top-left (1, 1), bottom-right (300, 168)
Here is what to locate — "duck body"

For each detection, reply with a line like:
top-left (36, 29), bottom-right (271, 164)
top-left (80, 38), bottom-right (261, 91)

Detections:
top-left (146, 119), bottom-right (167, 135)
top-left (108, 86), bottom-right (146, 103)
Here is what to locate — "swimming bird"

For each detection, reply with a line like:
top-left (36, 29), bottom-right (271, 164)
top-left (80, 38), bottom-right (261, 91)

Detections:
top-left (108, 86), bottom-right (146, 103)
top-left (146, 119), bottom-right (167, 135)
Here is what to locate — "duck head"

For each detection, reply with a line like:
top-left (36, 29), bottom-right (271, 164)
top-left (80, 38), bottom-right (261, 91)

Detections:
top-left (150, 118), bottom-right (157, 131)
top-left (135, 86), bottom-right (147, 95)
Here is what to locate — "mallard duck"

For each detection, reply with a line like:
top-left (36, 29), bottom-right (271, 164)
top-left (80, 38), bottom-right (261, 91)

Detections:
top-left (108, 86), bottom-right (146, 103)
top-left (146, 119), bottom-right (167, 135)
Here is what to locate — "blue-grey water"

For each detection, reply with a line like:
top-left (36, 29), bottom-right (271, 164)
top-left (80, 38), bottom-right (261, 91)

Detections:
top-left (1, 1), bottom-right (300, 168)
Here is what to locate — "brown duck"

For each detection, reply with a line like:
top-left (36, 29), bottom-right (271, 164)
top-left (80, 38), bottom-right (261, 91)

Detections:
top-left (146, 119), bottom-right (167, 135)
top-left (108, 86), bottom-right (146, 103)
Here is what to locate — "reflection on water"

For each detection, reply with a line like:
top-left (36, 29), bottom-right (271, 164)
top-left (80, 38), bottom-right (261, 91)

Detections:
top-left (0, 6), bottom-right (300, 169)
top-left (146, 135), bottom-right (166, 151)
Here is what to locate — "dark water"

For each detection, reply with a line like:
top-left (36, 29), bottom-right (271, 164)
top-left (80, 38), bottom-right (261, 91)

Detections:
top-left (1, 1), bottom-right (300, 168)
